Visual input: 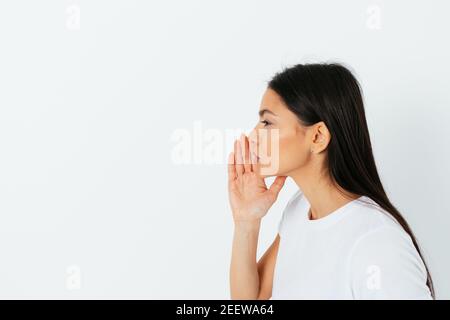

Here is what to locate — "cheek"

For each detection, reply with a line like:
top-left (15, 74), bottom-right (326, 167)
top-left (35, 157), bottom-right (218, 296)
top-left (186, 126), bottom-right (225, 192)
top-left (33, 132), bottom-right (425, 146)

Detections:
top-left (256, 129), bottom-right (294, 155)
top-left (277, 131), bottom-right (308, 168)
top-left (255, 129), bottom-right (305, 176)
top-left (255, 130), bottom-right (279, 159)
top-left (255, 129), bottom-right (305, 164)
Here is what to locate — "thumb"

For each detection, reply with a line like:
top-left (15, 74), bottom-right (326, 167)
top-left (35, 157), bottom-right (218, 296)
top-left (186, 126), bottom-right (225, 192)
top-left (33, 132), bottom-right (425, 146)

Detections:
top-left (268, 176), bottom-right (287, 198)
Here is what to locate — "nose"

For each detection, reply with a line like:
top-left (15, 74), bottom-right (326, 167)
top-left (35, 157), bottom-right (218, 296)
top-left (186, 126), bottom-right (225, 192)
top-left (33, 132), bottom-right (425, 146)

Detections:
top-left (248, 127), bottom-right (258, 146)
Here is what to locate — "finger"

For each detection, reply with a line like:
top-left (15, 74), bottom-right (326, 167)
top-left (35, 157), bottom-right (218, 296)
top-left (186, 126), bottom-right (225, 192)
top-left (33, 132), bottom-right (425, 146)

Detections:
top-left (248, 130), bottom-right (259, 173)
top-left (269, 176), bottom-right (287, 197)
top-left (249, 137), bottom-right (259, 174)
top-left (241, 134), bottom-right (252, 173)
top-left (228, 151), bottom-right (236, 182)
top-left (234, 139), bottom-right (244, 176)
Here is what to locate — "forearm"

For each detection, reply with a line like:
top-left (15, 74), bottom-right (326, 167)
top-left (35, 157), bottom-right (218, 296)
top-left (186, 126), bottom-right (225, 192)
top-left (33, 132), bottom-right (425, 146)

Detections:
top-left (229, 219), bottom-right (261, 300)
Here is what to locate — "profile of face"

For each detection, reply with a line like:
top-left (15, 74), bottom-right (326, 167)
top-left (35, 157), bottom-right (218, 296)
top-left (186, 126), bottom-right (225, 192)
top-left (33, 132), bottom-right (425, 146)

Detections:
top-left (248, 88), bottom-right (330, 178)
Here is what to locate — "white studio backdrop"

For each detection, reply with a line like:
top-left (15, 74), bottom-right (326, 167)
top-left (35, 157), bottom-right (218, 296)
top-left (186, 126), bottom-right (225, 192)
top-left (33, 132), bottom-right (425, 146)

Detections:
top-left (0, 0), bottom-right (449, 299)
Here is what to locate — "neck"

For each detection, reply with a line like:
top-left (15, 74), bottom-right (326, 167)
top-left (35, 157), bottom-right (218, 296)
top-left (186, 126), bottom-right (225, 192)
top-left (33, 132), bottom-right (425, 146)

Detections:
top-left (289, 166), bottom-right (359, 220)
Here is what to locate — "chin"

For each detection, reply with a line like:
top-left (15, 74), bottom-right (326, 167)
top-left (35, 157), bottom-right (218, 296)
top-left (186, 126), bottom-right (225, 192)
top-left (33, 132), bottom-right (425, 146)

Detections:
top-left (258, 168), bottom-right (282, 178)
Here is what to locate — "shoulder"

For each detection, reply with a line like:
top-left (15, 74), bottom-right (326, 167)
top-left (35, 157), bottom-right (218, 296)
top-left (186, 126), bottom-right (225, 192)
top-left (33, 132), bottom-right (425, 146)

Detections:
top-left (287, 189), bottom-right (303, 208)
top-left (281, 189), bottom-right (303, 218)
top-left (343, 197), bottom-right (432, 299)
top-left (349, 224), bottom-right (422, 266)
top-left (340, 196), bottom-right (410, 241)
top-left (348, 223), bottom-right (432, 299)
top-left (277, 189), bottom-right (303, 235)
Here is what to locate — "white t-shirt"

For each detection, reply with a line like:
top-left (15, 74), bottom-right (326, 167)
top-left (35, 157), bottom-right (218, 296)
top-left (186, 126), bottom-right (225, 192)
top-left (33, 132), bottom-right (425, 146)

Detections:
top-left (271, 189), bottom-right (432, 300)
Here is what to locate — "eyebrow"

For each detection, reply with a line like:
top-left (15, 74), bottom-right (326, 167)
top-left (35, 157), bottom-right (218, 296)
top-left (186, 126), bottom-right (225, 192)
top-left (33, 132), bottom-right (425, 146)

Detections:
top-left (258, 109), bottom-right (277, 117)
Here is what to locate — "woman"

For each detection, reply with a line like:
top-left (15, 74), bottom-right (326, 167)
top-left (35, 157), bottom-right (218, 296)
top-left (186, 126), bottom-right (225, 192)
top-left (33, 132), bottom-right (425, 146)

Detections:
top-left (228, 62), bottom-right (434, 300)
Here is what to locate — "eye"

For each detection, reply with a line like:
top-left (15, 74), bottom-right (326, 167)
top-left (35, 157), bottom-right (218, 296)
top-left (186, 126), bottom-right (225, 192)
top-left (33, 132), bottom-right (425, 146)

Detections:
top-left (260, 120), bottom-right (272, 127)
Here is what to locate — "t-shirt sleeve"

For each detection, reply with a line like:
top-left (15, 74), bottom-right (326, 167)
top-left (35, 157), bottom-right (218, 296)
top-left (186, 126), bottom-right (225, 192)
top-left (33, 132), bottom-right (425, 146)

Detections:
top-left (277, 193), bottom-right (296, 237)
top-left (277, 207), bottom-right (287, 236)
top-left (348, 225), bottom-right (432, 300)
top-left (278, 190), bottom-right (302, 237)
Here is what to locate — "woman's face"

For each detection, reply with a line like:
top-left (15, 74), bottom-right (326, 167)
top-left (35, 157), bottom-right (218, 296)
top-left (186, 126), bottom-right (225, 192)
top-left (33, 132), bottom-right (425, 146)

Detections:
top-left (249, 88), bottom-right (320, 177)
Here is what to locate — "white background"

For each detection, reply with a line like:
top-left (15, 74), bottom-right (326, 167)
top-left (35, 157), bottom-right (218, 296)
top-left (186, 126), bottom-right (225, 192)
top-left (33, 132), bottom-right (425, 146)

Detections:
top-left (0, 0), bottom-right (449, 299)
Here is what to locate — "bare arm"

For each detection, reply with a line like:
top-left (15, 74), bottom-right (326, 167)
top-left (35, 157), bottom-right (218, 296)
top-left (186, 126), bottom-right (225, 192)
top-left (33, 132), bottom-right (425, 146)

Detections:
top-left (256, 233), bottom-right (280, 300)
top-left (229, 220), bottom-right (261, 299)
top-left (230, 225), bottom-right (280, 300)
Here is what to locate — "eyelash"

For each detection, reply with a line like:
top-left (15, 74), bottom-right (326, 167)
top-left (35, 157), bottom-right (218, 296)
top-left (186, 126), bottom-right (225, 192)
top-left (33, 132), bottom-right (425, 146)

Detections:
top-left (260, 120), bottom-right (272, 127)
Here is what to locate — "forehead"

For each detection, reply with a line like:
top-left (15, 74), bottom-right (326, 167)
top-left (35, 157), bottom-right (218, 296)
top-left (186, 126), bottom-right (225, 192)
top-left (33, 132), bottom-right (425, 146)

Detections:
top-left (259, 88), bottom-right (304, 130)
top-left (259, 88), bottom-right (287, 114)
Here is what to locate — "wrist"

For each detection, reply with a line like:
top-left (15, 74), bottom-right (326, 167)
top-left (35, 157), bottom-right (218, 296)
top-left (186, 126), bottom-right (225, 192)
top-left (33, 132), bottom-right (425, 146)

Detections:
top-left (233, 218), bottom-right (262, 231)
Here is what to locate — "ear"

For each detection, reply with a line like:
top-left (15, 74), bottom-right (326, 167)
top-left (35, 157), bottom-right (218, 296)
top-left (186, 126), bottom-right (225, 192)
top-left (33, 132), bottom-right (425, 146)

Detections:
top-left (310, 121), bottom-right (331, 154)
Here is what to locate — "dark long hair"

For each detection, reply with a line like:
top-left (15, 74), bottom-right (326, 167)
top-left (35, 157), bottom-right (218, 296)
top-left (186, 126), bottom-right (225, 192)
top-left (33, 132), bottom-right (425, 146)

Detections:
top-left (268, 62), bottom-right (435, 298)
